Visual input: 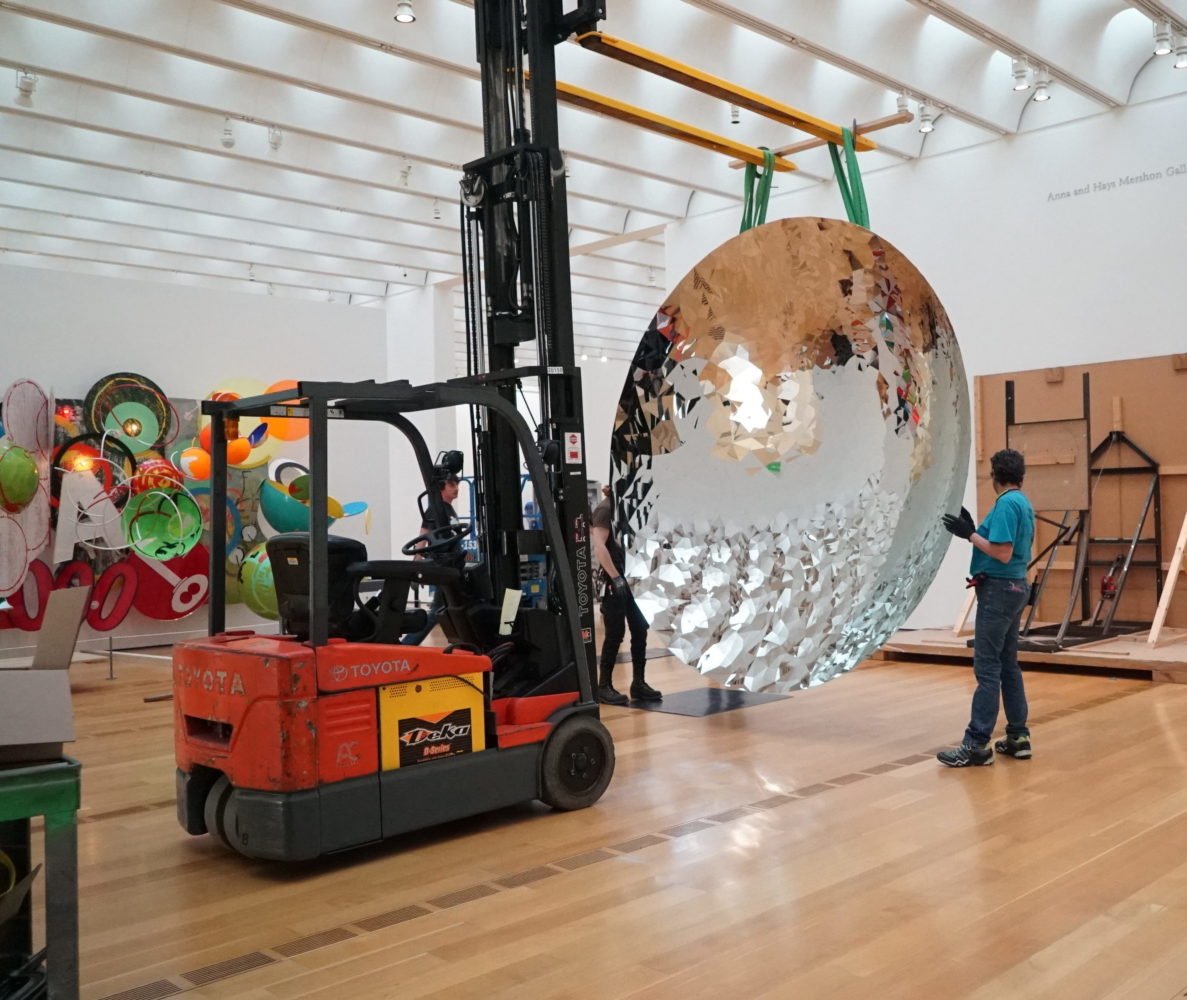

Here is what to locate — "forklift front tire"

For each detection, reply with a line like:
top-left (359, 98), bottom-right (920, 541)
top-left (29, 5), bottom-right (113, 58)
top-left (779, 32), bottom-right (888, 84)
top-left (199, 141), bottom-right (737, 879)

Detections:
top-left (540, 715), bottom-right (615, 811)
top-left (203, 775), bottom-right (234, 851)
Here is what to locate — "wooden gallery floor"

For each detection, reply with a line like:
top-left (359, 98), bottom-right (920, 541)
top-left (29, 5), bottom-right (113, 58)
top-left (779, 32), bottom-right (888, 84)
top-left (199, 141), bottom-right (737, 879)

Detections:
top-left (43, 649), bottom-right (1187, 1000)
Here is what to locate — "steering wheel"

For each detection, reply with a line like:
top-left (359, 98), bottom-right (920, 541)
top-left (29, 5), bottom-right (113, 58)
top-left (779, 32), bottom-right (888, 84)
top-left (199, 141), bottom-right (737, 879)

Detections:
top-left (401, 521), bottom-right (472, 556)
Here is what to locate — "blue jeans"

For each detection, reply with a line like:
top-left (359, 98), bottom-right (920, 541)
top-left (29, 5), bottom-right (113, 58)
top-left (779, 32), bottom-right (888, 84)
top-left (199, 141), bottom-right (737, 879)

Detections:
top-left (964, 576), bottom-right (1031, 747)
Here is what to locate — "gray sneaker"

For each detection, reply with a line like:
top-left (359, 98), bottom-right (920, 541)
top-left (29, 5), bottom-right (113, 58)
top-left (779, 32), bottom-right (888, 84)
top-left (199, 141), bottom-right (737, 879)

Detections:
top-left (937, 744), bottom-right (993, 767)
top-left (994, 734), bottom-right (1032, 759)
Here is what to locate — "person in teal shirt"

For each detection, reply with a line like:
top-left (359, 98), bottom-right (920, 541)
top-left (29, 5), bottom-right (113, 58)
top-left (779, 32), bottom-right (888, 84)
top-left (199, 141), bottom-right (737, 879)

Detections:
top-left (937, 449), bottom-right (1035, 767)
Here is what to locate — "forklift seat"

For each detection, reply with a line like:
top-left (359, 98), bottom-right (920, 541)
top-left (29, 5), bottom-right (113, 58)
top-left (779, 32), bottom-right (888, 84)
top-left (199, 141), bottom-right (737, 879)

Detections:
top-left (266, 533), bottom-right (466, 645)
top-left (266, 533), bottom-right (369, 642)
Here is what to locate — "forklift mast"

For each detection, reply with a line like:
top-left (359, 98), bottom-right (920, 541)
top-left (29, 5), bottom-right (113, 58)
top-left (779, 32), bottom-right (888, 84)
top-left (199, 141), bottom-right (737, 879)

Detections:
top-left (461, 0), bottom-right (607, 689)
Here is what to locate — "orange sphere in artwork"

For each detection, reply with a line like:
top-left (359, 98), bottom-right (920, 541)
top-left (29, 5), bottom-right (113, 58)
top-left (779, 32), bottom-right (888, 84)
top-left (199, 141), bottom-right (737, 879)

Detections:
top-left (197, 424), bottom-right (251, 465)
top-left (178, 447), bottom-right (211, 481)
top-left (263, 380), bottom-right (310, 442)
top-left (226, 437), bottom-right (252, 465)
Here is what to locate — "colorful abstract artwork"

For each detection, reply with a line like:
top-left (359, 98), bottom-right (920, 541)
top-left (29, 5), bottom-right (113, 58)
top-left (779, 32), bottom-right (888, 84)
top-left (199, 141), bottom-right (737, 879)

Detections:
top-left (0, 373), bottom-right (369, 636)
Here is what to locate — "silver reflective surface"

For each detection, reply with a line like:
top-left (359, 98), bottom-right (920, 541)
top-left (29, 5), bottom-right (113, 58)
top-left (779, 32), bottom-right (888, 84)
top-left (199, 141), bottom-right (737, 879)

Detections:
top-left (611, 217), bottom-right (969, 692)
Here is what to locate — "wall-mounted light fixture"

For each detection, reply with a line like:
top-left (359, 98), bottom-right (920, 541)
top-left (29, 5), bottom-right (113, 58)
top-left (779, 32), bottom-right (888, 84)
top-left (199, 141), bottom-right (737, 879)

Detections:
top-left (394, 1), bottom-right (415, 23)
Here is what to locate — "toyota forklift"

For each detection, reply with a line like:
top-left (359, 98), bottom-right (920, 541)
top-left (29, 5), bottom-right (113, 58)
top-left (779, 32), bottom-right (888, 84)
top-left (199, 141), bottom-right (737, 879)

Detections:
top-left (172, 0), bottom-right (614, 861)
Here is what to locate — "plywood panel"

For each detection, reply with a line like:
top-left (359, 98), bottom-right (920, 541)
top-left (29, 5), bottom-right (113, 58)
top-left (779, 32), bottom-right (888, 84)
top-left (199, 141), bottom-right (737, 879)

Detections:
top-left (1007, 418), bottom-right (1090, 510)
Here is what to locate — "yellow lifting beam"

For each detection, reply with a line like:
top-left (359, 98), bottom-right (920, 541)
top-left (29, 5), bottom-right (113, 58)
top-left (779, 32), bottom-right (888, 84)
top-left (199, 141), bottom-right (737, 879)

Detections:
top-left (575, 32), bottom-right (876, 153)
top-left (727, 110), bottom-right (913, 169)
top-left (552, 79), bottom-right (797, 172)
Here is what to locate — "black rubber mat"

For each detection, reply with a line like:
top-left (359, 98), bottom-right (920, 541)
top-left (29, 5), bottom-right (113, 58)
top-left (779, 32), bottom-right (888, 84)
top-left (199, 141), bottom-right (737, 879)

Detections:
top-left (628, 686), bottom-right (789, 716)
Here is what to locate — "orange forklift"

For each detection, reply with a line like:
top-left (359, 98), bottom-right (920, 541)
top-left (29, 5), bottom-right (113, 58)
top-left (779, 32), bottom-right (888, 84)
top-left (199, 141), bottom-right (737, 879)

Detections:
top-left (173, 0), bottom-right (614, 861)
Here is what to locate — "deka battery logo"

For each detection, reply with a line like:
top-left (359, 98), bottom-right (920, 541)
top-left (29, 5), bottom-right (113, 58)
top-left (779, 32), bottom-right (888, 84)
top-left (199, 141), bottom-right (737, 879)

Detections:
top-left (398, 709), bottom-right (473, 765)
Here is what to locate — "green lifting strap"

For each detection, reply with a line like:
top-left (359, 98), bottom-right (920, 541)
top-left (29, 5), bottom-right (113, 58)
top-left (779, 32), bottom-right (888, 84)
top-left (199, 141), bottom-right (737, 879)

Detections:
top-left (739, 147), bottom-right (776, 233)
top-left (828, 126), bottom-right (870, 229)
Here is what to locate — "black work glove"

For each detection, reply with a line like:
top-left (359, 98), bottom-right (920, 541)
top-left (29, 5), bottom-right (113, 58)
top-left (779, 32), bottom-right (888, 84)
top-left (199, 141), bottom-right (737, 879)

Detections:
top-left (942, 507), bottom-right (976, 540)
top-left (610, 576), bottom-right (630, 600)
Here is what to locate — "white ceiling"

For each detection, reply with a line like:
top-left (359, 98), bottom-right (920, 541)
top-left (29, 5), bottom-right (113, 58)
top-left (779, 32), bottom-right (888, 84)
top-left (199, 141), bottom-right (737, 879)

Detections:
top-left (2, 0), bottom-right (1185, 364)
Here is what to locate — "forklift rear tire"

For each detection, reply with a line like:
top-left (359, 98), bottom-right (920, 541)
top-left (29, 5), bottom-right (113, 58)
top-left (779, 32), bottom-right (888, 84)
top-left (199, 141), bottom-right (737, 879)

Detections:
top-left (540, 715), bottom-right (615, 811)
top-left (203, 775), bottom-right (234, 851)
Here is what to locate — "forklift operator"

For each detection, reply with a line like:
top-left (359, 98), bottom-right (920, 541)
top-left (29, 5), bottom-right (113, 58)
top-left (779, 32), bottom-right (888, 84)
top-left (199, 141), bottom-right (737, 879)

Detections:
top-left (401, 471), bottom-right (463, 645)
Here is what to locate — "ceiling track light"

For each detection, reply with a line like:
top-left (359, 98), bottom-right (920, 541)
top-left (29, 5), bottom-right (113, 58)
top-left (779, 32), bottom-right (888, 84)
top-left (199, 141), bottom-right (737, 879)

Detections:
top-left (896, 92), bottom-right (910, 115)
top-left (267, 125), bottom-right (282, 150)
top-left (220, 117), bottom-right (235, 149)
top-left (1174, 36), bottom-right (1187, 68)
top-left (1154, 20), bottom-right (1173, 55)
top-left (917, 103), bottom-right (935, 134)
top-left (432, 198), bottom-right (441, 221)
top-left (729, 103), bottom-right (740, 125)
top-left (15, 68), bottom-right (37, 102)
top-left (1032, 67), bottom-right (1051, 102)
top-left (1011, 56), bottom-right (1031, 91)
top-left (394, 1), bottom-right (415, 23)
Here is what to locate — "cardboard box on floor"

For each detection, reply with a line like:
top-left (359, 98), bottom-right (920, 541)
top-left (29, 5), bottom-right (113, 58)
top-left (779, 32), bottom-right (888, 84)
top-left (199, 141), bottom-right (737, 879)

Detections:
top-left (0, 587), bottom-right (90, 765)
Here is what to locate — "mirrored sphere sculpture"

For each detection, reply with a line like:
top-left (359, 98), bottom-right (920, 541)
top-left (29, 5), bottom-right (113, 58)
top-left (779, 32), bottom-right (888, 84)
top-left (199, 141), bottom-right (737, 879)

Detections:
top-left (610, 217), bottom-right (969, 692)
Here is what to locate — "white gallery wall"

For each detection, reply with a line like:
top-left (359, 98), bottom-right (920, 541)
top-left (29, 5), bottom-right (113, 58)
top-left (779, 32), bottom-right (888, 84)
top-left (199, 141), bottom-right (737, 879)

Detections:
top-left (0, 263), bottom-right (389, 652)
top-left (658, 91), bottom-right (1187, 628)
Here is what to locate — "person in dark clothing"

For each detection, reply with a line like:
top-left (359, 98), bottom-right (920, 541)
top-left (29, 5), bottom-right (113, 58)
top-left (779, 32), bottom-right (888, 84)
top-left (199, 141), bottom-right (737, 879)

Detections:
top-left (401, 472), bottom-right (461, 645)
top-left (936, 449), bottom-right (1036, 767)
top-left (591, 485), bottom-right (661, 705)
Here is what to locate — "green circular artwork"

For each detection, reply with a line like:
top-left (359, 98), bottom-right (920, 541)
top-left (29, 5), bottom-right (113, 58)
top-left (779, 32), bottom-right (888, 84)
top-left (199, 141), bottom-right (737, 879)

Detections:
top-left (121, 488), bottom-right (202, 561)
top-left (0, 442), bottom-right (39, 513)
top-left (239, 543), bottom-right (279, 620)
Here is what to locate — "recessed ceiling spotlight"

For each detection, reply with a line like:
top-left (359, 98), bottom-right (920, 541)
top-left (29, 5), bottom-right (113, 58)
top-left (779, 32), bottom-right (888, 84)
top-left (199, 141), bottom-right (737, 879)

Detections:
top-left (1174, 36), bottom-right (1187, 69)
top-left (1154, 20), bottom-right (1173, 56)
top-left (267, 125), bottom-right (282, 150)
top-left (917, 104), bottom-right (935, 133)
top-left (1011, 56), bottom-right (1030, 91)
top-left (1032, 67), bottom-right (1051, 102)
top-left (729, 103), bottom-right (740, 125)
top-left (394, 1), bottom-right (415, 23)
top-left (220, 117), bottom-right (235, 149)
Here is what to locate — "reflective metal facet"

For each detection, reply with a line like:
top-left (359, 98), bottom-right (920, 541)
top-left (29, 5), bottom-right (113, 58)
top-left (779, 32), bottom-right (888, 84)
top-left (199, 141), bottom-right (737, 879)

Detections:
top-left (611, 218), bottom-right (969, 692)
